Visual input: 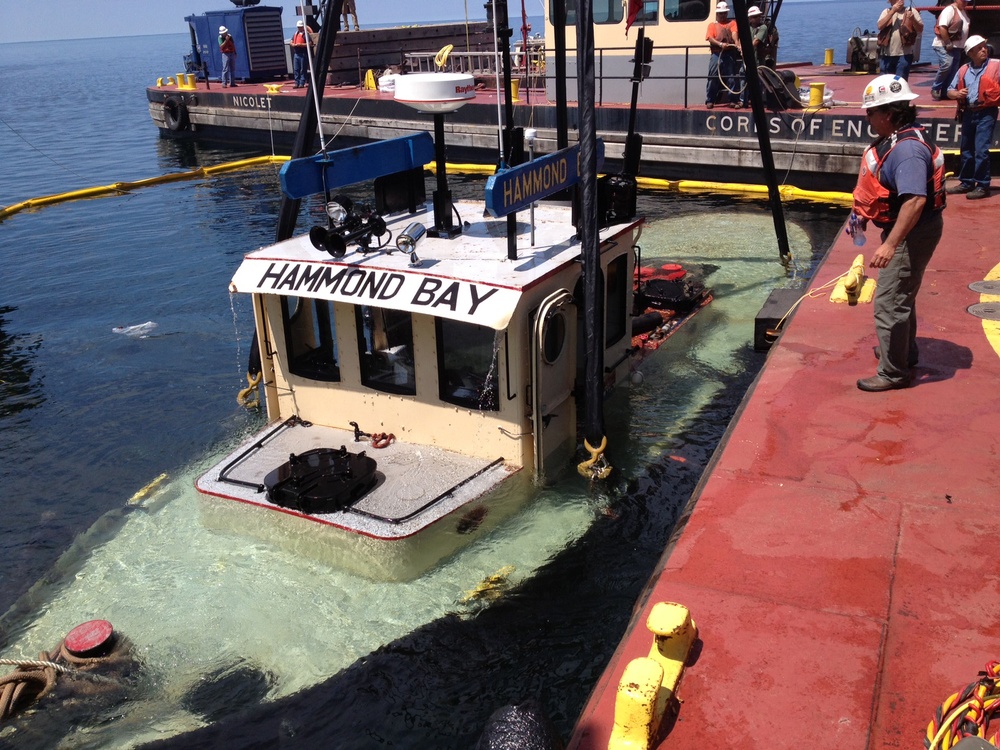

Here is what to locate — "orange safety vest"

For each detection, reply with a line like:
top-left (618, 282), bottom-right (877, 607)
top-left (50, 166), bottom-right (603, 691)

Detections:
top-left (954, 58), bottom-right (1000, 109)
top-left (706, 22), bottom-right (735, 47)
top-left (292, 30), bottom-right (308, 50)
top-left (853, 127), bottom-right (946, 225)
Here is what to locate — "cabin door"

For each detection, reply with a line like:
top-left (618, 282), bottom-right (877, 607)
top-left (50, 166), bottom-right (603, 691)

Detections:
top-left (531, 289), bottom-right (577, 483)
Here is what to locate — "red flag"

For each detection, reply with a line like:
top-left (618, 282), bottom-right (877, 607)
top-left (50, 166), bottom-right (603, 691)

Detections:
top-left (625, 0), bottom-right (643, 36)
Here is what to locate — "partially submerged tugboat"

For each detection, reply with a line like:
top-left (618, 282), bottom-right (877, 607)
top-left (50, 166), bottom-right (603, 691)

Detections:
top-left (195, 128), bottom-right (708, 580)
top-left (194, 3), bottom-right (709, 581)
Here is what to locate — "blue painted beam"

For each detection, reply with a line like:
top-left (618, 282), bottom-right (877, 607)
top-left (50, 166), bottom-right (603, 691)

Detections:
top-left (279, 133), bottom-right (435, 199)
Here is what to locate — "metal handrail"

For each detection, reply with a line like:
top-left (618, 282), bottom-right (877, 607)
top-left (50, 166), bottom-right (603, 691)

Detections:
top-left (404, 42), bottom-right (716, 108)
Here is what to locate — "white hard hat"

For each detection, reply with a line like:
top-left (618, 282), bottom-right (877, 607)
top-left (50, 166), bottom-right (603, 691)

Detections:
top-left (747, 5), bottom-right (763, 16)
top-left (862, 74), bottom-right (919, 109)
top-left (716, 1), bottom-right (730, 12)
top-left (965, 34), bottom-right (988, 52)
top-left (296, 20), bottom-right (304, 27)
top-left (219, 26), bottom-right (228, 34)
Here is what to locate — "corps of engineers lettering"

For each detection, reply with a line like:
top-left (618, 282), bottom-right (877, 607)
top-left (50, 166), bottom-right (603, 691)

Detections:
top-left (703, 113), bottom-right (965, 148)
top-left (257, 262), bottom-right (500, 316)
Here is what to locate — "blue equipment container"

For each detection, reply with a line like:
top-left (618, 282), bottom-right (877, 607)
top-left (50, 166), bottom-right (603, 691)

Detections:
top-left (184, 6), bottom-right (287, 82)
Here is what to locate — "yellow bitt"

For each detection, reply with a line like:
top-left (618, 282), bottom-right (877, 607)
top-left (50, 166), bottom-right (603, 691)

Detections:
top-left (830, 253), bottom-right (876, 304)
top-left (363, 69), bottom-right (377, 90)
top-left (609, 602), bottom-right (697, 750)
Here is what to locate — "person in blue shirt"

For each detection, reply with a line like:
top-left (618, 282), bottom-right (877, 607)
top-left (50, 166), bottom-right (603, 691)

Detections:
top-left (852, 75), bottom-right (946, 391)
top-left (945, 35), bottom-right (1000, 200)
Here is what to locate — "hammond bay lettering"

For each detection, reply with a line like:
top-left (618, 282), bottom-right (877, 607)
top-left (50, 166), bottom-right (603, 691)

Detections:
top-left (253, 262), bottom-right (501, 317)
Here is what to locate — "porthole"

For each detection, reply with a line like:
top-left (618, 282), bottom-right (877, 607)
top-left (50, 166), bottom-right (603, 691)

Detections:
top-left (542, 310), bottom-right (567, 364)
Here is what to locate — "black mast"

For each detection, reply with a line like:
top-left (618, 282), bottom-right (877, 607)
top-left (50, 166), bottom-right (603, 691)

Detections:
top-left (731, 0), bottom-right (791, 265)
top-left (247, 0), bottom-right (345, 387)
top-left (576, 0), bottom-right (607, 469)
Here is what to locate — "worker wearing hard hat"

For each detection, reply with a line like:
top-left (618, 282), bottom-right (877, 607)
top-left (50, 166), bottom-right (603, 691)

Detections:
top-left (219, 26), bottom-right (237, 88)
top-left (945, 35), bottom-right (999, 200)
top-left (852, 74), bottom-right (946, 391)
top-left (705, 1), bottom-right (740, 108)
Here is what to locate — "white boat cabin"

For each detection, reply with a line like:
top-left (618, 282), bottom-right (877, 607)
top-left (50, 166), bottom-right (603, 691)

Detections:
top-left (539, 0), bottom-right (780, 105)
top-left (196, 132), bottom-right (643, 580)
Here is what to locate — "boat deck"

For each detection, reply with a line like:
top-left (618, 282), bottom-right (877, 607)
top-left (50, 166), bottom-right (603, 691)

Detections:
top-left (149, 64), bottom-right (967, 190)
top-left (568, 185), bottom-right (1000, 747)
top-left (174, 61), bottom-right (953, 116)
top-left (197, 417), bottom-right (515, 540)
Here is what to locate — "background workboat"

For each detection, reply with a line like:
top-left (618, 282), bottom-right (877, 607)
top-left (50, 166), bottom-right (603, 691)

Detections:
top-left (147, 0), bottom-right (1000, 189)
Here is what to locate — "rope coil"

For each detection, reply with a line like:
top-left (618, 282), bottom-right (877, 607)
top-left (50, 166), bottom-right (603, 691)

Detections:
top-left (370, 432), bottom-right (395, 449)
top-left (926, 661), bottom-right (1000, 749)
top-left (0, 641), bottom-right (120, 723)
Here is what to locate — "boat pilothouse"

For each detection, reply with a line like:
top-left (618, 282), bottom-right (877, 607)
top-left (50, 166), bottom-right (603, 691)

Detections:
top-left (196, 123), bottom-right (648, 581)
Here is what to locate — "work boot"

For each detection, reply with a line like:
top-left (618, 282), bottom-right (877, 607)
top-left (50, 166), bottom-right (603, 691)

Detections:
top-left (946, 183), bottom-right (974, 194)
top-left (857, 375), bottom-right (910, 392)
top-left (967, 186), bottom-right (991, 200)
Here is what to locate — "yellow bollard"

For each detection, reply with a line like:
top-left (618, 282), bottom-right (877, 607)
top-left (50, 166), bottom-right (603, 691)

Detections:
top-left (609, 603), bottom-right (697, 750)
top-left (809, 81), bottom-right (826, 106)
top-left (511, 78), bottom-right (521, 102)
top-left (157, 77), bottom-right (165, 87)
top-left (824, 48), bottom-right (834, 66)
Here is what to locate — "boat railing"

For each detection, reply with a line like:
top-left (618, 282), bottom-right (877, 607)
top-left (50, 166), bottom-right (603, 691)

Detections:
top-left (405, 42), bottom-right (714, 108)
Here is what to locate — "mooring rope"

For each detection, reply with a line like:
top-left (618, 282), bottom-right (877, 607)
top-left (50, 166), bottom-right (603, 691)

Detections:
top-left (0, 643), bottom-right (121, 722)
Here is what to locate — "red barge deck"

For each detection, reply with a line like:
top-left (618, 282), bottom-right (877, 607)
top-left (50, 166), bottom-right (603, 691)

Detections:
top-left (568, 180), bottom-right (1000, 747)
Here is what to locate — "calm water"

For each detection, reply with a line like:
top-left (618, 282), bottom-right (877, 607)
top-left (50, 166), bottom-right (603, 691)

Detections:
top-left (1, 19), bottom-right (848, 750)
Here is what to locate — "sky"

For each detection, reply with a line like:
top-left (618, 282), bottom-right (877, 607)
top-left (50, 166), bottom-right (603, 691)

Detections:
top-left (0, 0), bottom-right (511, 44)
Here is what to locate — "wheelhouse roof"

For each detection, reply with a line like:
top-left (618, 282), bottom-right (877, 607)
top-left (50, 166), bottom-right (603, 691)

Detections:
top-left (230, 200), bottom-right (638, 330)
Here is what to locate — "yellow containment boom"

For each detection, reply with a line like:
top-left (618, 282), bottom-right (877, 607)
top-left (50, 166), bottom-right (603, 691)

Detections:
top-left (0, 156), bottom-right (289, 221)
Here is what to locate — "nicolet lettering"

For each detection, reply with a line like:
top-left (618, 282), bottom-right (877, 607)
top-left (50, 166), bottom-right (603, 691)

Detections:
top-left (232, 94), bottom-right (273, 109)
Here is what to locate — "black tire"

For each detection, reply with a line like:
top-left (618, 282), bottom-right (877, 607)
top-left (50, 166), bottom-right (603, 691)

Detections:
top-left (163, 97), bottom-right (189, 132)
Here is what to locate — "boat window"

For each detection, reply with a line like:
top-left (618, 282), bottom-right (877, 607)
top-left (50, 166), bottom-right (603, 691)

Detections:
top-left (436, 319), bottom-right (500, 411)
top-left (555, 0), bottom-right (624, 25)
top-left (282, 297), bottom-right (340, 382)
top-left (605, 254), bottom-right (628, 346)
top-left (637, 0), bottom-right (660, 24)
top-left (542, 310), bottom-right (568, 365)
top-left (664, 0), bottom-right (709, 22)
top-left (355, 306), bottom-right (416, 395)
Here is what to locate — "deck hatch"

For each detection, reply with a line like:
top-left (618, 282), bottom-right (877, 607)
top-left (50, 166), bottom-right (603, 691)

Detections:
top-left (967, 303), bottom-right (1000, 321)
top-left (969, 280), bottom-right (1000, 295)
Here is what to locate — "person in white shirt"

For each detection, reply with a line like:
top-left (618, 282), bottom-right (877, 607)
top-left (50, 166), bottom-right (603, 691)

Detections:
top-left (931, 0), bottom-right (969, 99)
